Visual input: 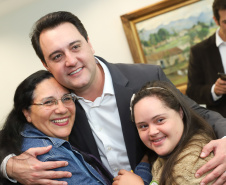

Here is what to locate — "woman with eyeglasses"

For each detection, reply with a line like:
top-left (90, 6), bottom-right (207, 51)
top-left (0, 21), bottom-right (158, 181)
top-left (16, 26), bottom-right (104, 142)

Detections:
top-left (0, 70), bottom-right (112, 185)
top-left (0, 70), bottom-right (151, 185)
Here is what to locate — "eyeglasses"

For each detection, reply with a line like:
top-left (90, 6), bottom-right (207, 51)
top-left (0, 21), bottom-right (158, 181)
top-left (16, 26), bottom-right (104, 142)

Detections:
top-left (32, 93), bottom-right (76, 109)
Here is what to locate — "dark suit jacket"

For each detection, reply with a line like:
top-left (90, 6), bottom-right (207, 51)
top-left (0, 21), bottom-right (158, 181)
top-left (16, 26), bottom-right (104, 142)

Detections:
top-left (186, 33), bottom-right (226, 117)
top-left (69, 56), bottom-right (226, 171)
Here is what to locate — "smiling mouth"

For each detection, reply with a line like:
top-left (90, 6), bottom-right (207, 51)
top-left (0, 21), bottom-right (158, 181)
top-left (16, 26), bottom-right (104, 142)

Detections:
top-left (52, 118), bottom-right (68, 123)
top-left (152, 136), bottom-right (166, 143)
top-left (69, 67), bottom-right (82, 75)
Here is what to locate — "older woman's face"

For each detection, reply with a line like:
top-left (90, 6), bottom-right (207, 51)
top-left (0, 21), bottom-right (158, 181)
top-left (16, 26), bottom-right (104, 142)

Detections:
top-left (23, 77), bottom-right (75, 140)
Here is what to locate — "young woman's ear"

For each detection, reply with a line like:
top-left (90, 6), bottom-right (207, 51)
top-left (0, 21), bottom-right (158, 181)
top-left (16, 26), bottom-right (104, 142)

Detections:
top-left (22, 109), bottom-right (32, 123)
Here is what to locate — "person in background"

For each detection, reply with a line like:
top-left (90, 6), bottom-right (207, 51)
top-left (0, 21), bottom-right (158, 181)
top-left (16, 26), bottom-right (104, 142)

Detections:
top-left (114, 80), bottom-right (216, 185)
top-left (1, 11), bottom-right (226, 185)
top-left (186, 0), bottom-right (226, 117)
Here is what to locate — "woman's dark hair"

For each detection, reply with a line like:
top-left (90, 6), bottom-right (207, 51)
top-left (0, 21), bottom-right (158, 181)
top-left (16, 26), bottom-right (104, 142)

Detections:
top-left (0, 70), bottom-right (53, 159)
top-left (212, 0), bottom-right (226, 23)
top-left (130, 81), bottom-right (216, 185)
top-left (30, 11), bottom-right (88, 65)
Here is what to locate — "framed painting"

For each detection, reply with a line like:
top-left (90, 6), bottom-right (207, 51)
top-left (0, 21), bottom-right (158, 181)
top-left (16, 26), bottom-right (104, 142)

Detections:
top-left (121, 0), bottom-right (217, 94)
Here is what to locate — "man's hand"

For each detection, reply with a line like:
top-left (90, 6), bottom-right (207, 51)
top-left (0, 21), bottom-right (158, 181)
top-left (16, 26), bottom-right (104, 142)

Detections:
top-left (7, 146), bottom-right (72, 185)
top-left (113, 169), bottom-right (144, 185)
top-left (196, 138), bottom-right (226, 185)
top-left (214, 78), bottom-right (226, 96)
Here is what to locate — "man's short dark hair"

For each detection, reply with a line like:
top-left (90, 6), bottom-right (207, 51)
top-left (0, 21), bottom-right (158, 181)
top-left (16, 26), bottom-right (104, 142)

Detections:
top-left (30, 11), bottom-right (88, 64)
top-left (212, 0), bottom-right (226, 23)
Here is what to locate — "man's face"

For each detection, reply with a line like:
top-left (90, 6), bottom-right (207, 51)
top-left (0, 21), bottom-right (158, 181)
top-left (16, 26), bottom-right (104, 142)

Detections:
top-left (40, 22), bottom-right (97, 92)
top-left (214, 9), bottom-right (226, 41)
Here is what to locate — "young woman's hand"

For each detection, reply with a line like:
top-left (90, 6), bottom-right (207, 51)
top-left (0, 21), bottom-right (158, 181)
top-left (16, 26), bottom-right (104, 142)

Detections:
top-left (113, 169), bottom-right (144, 185)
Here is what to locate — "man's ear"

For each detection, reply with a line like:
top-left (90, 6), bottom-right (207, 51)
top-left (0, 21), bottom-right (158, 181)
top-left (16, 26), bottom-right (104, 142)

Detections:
top-left (22, 109), bottom-right (32, 123)
top-left (87, 37), bottom-right (95, 54)
top-left (213, 16), bottom-right (219, 26)
top-left (41, 60), bottom-right (51, 73)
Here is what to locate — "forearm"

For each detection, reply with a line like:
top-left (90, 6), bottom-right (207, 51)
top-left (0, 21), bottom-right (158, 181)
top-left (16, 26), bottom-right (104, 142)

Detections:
top-left (0, 154), bottom-right (17, 183)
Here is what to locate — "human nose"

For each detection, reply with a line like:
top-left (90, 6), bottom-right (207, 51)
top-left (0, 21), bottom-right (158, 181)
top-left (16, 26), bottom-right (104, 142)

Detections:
top-left (54, 100), bottom-right (68, 114)
top-left (148, 125), bottom-right (159, 136)
top-left (65, 52), bottom-right (78, 67)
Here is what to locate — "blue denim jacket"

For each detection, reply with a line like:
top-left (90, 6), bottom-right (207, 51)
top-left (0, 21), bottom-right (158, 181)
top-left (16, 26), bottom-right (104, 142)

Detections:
top-left (21, 124), bottom-right (152, 185)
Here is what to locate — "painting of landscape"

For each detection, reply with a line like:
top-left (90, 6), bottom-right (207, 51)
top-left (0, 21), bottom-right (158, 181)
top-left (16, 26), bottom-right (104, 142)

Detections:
top-left (135, 0), bottom-right (217, 87)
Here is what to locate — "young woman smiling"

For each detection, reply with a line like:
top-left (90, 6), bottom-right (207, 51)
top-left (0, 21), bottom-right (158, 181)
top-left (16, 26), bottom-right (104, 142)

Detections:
top-left (113, 81), bottom-right (216, 185)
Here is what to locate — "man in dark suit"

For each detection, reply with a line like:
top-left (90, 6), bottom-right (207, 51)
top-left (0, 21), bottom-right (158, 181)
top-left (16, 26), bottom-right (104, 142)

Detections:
top-left (186, 0), bottom-right (226, 117)
top-left (1, 11), bottom-right (226, 185)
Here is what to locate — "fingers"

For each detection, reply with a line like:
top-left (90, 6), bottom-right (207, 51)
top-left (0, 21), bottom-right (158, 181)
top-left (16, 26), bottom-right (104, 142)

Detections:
top-left (28, 170), bottom-right (72, 182)
top-left (199, 140), bottom-right (216, 158)
top-left (14, 146), bottom-right (53, 160)
top-left (34, 161), bottom-right (70, 171)
top-left (199, 163), bottom-right (225, 184)
top-left (211, 172), bottom-right (226, 185)
top-left (211, 171), bottom-right (226, 185)
top-left (9, 150), bottom-right (72, 184)
top-left (26, 146), bottom-right (53, 157)
top-left (197, 138), bottom-right (226, 184)
top-left (196, 154), bottom-right (218, 177)
top-left (117, 169), bottom-right (127, 175)
top-left (30, 179), bottom-right (68, 185)
top-left (215, 79), bottom-right (226, 95)
top-left (20, 178), bottom-right (68, 185)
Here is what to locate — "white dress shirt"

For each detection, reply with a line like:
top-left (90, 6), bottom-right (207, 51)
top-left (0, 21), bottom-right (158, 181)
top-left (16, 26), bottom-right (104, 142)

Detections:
top-left (75, 57), bottom-right (131, 177)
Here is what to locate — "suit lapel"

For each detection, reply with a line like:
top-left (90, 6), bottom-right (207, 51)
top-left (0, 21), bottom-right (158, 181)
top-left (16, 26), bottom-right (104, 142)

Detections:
top-left (69, 101), bottom-right (100, 160)
top-left (207, 34), bottom-right (223, 73)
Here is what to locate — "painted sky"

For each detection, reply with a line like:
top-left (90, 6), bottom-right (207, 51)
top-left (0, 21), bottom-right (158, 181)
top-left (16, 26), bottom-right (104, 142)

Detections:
top-left (136, 0), bottom-right (214, 31)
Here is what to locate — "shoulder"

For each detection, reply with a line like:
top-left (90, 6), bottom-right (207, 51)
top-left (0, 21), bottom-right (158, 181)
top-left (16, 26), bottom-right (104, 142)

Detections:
top-left (173, 134), bottom-right (214, 184)
top-left (97, 56), bottom-right (162, 74)
top-left (113, 62), bottom-right (161, 73)
top-left (22, 129), bottom-right (72, 162)
top-left (191, 34), bottom-right (215, 51)
top-left (108, 62), bottom-right (167, 83)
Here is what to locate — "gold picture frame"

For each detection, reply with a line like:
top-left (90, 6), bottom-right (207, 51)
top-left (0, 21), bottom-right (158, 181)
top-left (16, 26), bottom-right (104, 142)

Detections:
top-left (121, 0), bottom-right (216, 94)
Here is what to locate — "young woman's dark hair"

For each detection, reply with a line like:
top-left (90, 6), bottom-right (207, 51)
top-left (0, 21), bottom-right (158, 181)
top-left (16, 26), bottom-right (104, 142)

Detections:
top-left (212, 0), bottom-right (226, 23)
top-left (130, 80), bottom-right (216, 185)
top-left (0, 70), bottom-right (53, 161)
top-left (30, 11), bottom-right (88, 65)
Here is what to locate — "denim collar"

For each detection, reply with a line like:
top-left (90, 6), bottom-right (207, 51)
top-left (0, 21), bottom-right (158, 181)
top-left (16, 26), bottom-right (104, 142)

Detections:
top-left (21, 123), bottom-right (68, 148)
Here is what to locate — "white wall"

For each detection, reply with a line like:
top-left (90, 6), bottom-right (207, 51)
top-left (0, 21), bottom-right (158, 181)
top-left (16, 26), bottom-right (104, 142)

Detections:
top-left (0, 0), bottom-right (162, 128)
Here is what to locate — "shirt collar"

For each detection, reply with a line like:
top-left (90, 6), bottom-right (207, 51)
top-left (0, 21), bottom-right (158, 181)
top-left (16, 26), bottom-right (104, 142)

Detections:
top-left (216, 28), bottom-right (225, 47)
top-left (75, 57), bottom-right (114, 101)
top-left (21, 123), bottom-right (67, 147)
top-left (95, 57), bottom-right (114, 96)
